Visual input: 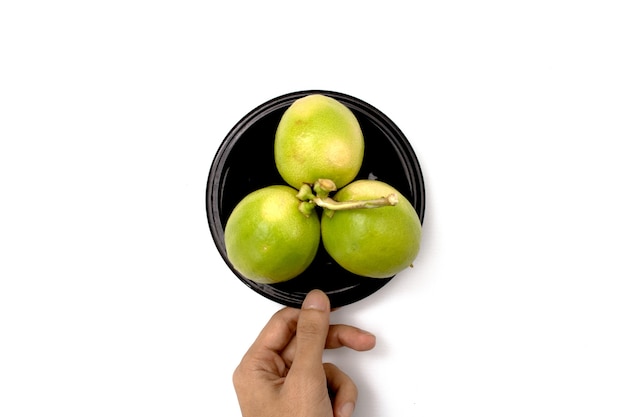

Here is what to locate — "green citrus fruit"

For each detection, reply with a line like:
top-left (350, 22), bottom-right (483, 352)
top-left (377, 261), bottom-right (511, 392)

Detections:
top-left (224, 185), bottom-right (320, 284)
top-left (274, 94), bottom-right (364, 189)
top-left (321, 180), bottom-right (421, 278)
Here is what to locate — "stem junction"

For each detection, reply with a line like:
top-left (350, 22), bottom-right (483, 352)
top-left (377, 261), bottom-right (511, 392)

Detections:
top-left (296, 179), bottom-right (398, 217)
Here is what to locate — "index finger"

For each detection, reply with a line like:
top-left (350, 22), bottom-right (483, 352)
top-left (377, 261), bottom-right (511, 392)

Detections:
top-left (247, 306), bottom-right (300, 354)
top-left (280, 324), bottom-right (376, 366)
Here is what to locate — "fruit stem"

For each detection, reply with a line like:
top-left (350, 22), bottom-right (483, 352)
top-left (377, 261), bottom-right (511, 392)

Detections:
top-left (296, 184), bottom-right (316, 201)
top-left (296, 178), bottom-right (398, 217)
top-left (298, 201), bottom-right (317, 217)
top-left (314, 193), bottom-right (398, 211)
top-left (313, 179), bottom-right (337, 199)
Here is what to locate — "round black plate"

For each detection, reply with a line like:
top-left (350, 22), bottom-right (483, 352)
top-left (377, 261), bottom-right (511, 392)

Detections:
top-left (206, 90), bottom-right (425, 308)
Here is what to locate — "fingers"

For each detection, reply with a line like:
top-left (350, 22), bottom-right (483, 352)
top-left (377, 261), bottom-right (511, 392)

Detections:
top-left (281, 324), bottom-right (376, 366)
top-left (246, 306), bottom-right (299, 355)
top-left (288, 289), bottom-right (330, 376)
top-left (326, 325), bottom-right (376, 351)
top-left (325, 363), bottom-right (358, 417)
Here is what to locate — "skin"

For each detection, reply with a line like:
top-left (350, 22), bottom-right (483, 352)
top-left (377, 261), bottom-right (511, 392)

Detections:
top-left (233, 290), bottom-right (376, 417)
top-left (275, 94), bottom-right (364, 190)
top-left (321, 180), bottom-right (421, 278)
top-left (225, 185), bottom-right (320, 283)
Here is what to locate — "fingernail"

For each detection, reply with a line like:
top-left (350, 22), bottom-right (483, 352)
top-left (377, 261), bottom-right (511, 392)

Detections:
top-left (302, 290), bottom-right (328, 311)
top-left (339, 402), bottom-right (355, 417)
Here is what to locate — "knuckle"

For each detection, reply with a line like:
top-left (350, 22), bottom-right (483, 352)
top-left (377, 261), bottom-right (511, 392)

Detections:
top-left (297, 317), bottom-right (325, 340)
top-left (232, 364), bottom-right (244, 388)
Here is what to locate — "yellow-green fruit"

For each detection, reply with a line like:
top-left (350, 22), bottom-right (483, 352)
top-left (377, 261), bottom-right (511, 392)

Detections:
top-left (225, 185), bottom-right (320, 284)
top-left (275, 94), bottom-right (364, 189)
top-left (321, 180), bottom-right (421, 278)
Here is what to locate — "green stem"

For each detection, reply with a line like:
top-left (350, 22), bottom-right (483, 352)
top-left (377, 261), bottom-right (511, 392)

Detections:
top-left (314, 193), bottom-right (398, 211)
top-left (298, 201), bottom-right (317, 217)
top-left (296, 178), bottom-right (398, 217)
top-left (296, 184), bottom-right (315, 202)
top-left (313, 179), bottom-right (337, 199)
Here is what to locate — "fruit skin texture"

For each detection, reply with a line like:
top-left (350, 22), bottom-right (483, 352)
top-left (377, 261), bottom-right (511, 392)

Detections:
top-left (275, 94), bottom-right (364, 189)
top-left (224, 185), bottom-right (320, 284)
top-left (321, 180), bottom-right (421, 279)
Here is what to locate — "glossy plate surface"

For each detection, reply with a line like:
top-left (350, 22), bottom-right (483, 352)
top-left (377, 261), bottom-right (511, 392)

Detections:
top-left (206, 90), bottom-right (425, 308)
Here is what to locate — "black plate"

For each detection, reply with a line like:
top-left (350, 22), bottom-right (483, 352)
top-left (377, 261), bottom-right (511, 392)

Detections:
top-left (206, 90), bottom-right (425, 308)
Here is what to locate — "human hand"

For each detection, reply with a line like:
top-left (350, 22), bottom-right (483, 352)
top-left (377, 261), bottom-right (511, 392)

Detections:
top-left (233, 289), bottom-right (376, 417)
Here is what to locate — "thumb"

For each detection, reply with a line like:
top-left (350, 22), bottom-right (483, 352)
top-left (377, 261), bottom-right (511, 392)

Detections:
top-left (289, 290), bottom-right (331, 376)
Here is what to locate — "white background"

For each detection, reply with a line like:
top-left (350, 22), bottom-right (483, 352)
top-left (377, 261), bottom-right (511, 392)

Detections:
top-left (1, 1), bottom-right (625, 416)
